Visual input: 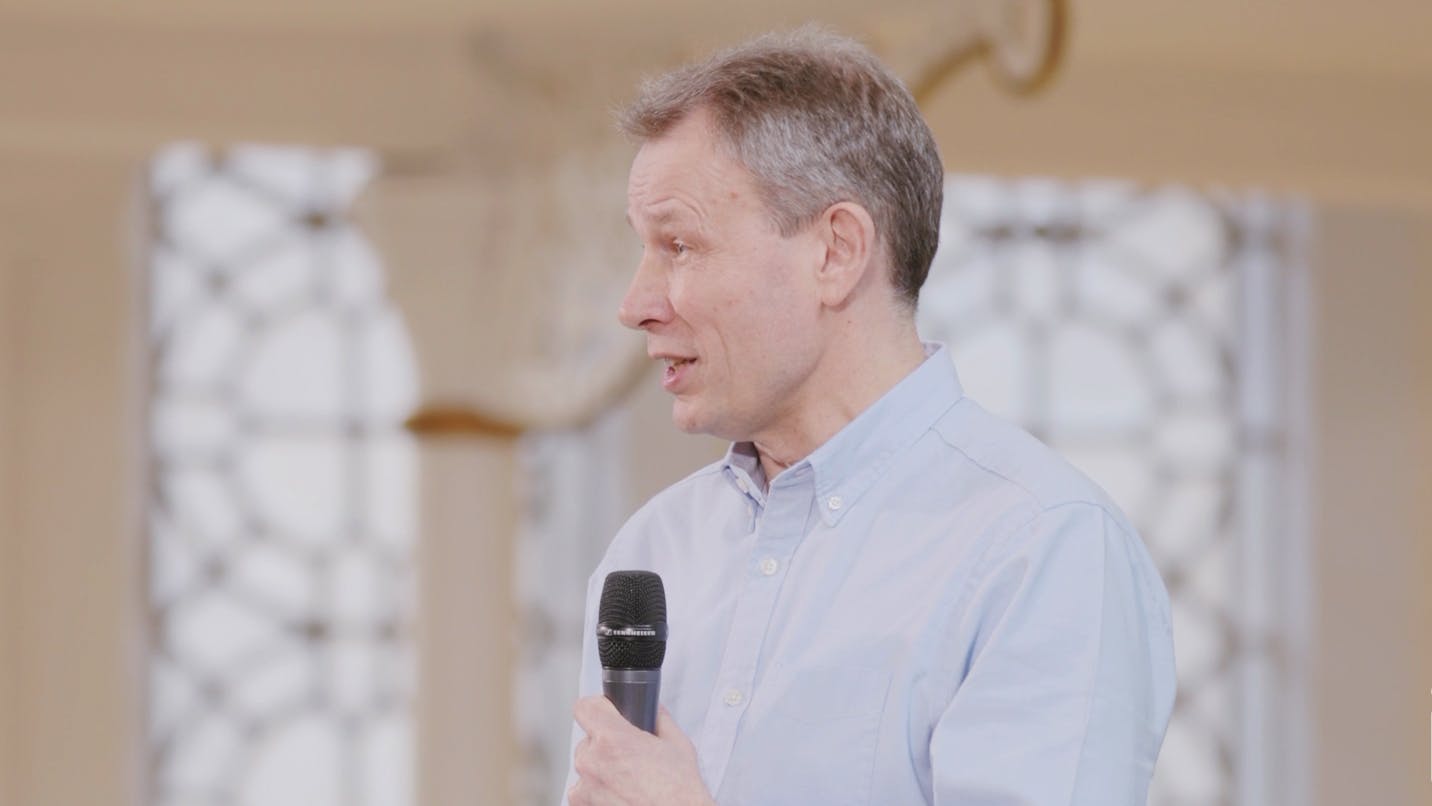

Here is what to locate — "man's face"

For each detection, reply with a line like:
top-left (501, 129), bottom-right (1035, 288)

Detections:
top-left (620, 109), bottom-right (825, 442)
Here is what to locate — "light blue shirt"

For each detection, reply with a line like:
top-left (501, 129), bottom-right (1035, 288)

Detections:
top-left (566, 345), bottom-right (1176, 805)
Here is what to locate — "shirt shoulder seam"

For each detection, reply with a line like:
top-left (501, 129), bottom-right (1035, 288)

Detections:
top-left (931, 419), bottom-right (1046, 510)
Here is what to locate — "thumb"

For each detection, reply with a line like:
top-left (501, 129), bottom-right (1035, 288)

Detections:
top-left (656, 705), bottom-right (695, 753)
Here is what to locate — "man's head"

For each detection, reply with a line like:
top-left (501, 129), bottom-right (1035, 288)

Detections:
top-left (617, 29), bottom-right (943, 445)
top-left (619, 28), bottom-right (944, 308)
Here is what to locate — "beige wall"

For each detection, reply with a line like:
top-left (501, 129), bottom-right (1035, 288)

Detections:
top-left (0, 153), bottom-right (147, 806)
top-left (920, 53), bottom-right (1432, 213)
top-left (1309, 206), bottom-right (1432, 805)
top-left (0, 179), bottom-right (17, 806)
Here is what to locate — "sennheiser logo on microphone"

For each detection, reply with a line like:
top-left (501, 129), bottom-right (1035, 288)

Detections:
top-left (597, 623), bottom-right (664, 638)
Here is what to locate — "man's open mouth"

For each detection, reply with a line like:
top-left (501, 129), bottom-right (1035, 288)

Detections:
top-left (663, 357), bottom-right (696, 385)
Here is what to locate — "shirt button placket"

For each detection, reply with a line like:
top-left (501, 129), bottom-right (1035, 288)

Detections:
top-left (701, 474), bottom-right (811, 793)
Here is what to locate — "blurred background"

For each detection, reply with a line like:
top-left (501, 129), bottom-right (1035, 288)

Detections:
top-left (0, 1), bottom-right (1429, 805)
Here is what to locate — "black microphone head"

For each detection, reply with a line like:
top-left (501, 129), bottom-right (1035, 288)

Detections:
top-left (596, 570), bottom-right (667, 670)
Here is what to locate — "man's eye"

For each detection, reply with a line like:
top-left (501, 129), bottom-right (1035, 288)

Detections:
top-left (672, 240), bottom-right (690, 256)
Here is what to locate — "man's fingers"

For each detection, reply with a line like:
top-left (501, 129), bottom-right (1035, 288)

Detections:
top-left (655, 705), bottom-right (680, 738)
top-left (571, 702), bottom-right (711, 806)
top-left (655, 705), bottom-right (695, 754)
top-left (572, 736), bottom-right (592, 776)
top-left (572, 694), bottom-right (624, 737)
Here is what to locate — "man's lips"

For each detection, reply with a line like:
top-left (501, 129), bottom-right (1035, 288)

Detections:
top-left (654, 354), bottom-right (698, 390)
top-left (651, 352), bottom-right (698, 367)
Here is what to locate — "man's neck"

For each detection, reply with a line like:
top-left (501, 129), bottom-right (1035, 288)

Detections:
top-left (751, 329), bottom-right (926, 487)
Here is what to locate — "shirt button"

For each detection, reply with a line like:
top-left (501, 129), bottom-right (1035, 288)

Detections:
top-left (723, 688), bottom-right (744, 707)
top-left (827, 495), bottom-right (843, 511)
top-left (758, 556), bottom-right (779, 576)
top-left (736, 477), bottom-right (750, 494)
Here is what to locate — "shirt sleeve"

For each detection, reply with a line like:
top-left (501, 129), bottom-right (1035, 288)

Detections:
top-left (930, 501), bottom-right (1176, 806)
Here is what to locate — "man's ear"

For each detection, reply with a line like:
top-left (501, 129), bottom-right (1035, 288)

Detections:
top-left (814, 201), bottom-right (878, 308)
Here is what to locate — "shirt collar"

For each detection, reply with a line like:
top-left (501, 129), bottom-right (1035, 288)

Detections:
top-left (723, 441), bottom-right (768, 508)
top-left (722, 342), bottom-right (965, 526)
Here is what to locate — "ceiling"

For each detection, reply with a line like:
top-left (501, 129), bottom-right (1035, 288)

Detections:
top-left (0, 0), bottom-right (1428, 80)
top-left (0, 0), bottom-right (1424, 207)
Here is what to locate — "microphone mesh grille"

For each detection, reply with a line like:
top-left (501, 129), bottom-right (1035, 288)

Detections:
top-left (597, 570), bottom-right (667, 670)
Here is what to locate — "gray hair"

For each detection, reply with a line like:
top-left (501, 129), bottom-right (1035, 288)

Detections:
top-left (618, 27), bottom-right (944, 308)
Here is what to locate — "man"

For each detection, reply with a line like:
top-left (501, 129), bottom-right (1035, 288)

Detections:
top-left (565, 28), bottom-right (1175, 806)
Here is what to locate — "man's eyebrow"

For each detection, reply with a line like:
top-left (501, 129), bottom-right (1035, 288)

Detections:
top-left (627, 207), bottom-right (692, 230)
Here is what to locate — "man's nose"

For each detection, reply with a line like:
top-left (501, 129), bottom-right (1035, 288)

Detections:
top-left (617, 254), bottom-right (673, 331)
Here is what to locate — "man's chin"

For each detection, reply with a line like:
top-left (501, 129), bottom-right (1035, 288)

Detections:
top-left (670, 399), bottom-right (720, 437)
top-left (670, 401), bottom-right (704, 434)
top-left (671, 401), bottom-right (747, 443)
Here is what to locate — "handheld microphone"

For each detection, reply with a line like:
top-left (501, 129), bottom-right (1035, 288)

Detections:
top-left (596, 570), bottom-right (667, 733)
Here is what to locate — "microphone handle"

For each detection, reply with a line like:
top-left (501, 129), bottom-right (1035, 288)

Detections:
top-left (601, 668), bottom-right (661, 733)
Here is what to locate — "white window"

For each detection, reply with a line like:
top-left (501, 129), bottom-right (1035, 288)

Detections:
top-left (144, 144), bottom-right (419, 806)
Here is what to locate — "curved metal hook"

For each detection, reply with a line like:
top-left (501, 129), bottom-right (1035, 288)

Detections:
top-left (911, 0), bottom-right (1067, 102)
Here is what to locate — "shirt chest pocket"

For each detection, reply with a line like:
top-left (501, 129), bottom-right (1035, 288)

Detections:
top-left (720, 666), bottom-right (891, 806)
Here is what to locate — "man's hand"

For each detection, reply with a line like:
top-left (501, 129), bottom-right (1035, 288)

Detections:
top-left (568, 697), bottom-right (715, 806)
